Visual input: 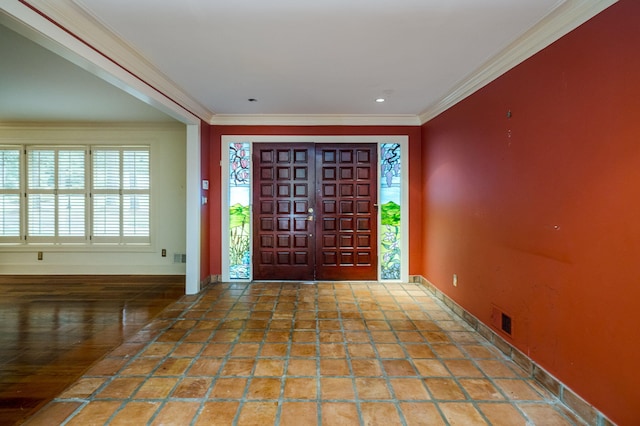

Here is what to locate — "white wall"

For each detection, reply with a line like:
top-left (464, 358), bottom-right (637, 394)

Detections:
top-left (0, 122), bottom-right (187, 275)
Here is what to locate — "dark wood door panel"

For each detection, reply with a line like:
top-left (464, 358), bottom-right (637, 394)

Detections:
top-left (253, 142), bottom-right (378, 281)
top-left (315, 143), bottom-right (377, 281)
top-left (253, 143), bottom-right (315, 280)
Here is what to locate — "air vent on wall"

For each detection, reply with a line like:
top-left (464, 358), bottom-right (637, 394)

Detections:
top-left (491, 305), bottom-right (513, 336)
top-left (174, 253), bottom-right (186, 263)
top-left (501, 312), bottom-right (512, 335)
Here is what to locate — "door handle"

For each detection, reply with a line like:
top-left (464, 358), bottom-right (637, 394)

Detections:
top-left (307, 215), bottom-right (314, 221)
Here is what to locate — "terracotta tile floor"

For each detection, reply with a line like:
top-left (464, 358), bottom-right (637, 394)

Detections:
top-left (24, 282), bottom-right (586, 425)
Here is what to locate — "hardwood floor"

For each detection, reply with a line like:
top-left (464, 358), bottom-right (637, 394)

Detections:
top-left (0, 275), bottom-right (185, 426)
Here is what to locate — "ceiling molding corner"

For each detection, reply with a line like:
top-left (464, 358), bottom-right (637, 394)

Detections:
top-left (19, 0), bottom-right (215, 123)
top-left (418, 0), bottom-right (618, 125)
top-left (209, 114), bottom-right (421, 127)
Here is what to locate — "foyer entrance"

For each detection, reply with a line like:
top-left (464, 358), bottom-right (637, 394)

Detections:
top-left (252, 143), bottom-right (378, 281)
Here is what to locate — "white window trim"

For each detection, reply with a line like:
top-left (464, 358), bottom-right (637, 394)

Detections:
top-left (0, 144), bottom-right (152, 247)
top-left (90, 146), bottom-right (151, 244)
top-left (25, 146), bottom-right (88, 244)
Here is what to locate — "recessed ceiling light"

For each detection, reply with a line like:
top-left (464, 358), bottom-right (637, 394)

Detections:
top-left (376, 98), bottom-right (385, 103)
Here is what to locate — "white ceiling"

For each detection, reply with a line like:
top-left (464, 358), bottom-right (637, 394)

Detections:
top-left (0, 0), bottom-right (617, 124)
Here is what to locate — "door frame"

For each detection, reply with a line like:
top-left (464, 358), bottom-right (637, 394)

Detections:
top-left (221, 135), bottom-right (408, 282)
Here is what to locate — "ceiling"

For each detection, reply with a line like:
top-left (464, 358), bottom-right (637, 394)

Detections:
top-left (0, 0), bottom-right (616, 125)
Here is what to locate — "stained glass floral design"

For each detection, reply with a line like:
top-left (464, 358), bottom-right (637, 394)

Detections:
top-left (229, 143), bottom-right (251, 279)
top-left (380, 143), bottom-right (401, 280)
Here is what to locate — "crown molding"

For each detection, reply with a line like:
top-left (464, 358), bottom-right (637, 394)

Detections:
top-left (418, 0), bottom-right (618, 125)
top-left (17, 0), bottom-right (214, 123)
top-left (9, 0), bottom-right (617, 128)
top-left (210, 114), bottom-right (420, 127)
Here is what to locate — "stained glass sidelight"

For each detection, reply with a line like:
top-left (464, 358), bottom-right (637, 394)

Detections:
top-left (229, 142), bottom-right (251, 279)
top-left (380, 143), bottom-right (401, 280)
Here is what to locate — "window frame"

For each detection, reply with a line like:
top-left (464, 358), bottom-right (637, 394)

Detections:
top-left (0, 143), bottom-right (151, 247)
top-left (0, 145), bottom-right (23, 244)
top-left (25, 145), bottom-right (89, 244)
top-left (91, 146), bottom-right (151, 245)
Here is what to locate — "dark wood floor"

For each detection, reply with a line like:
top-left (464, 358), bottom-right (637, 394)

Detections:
top-left (0, 275), bottom-right (185, 426)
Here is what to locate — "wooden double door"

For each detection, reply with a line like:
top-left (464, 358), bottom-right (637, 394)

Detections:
top-left (253, 143), bottom-right (378, 281)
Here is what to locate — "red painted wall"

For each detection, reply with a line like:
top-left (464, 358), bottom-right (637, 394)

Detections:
top-left (199, 121), bottom-right (211, 281)
top-left (421, 1), bottom-right (640, 423)
top-left (208, 125), bottom-right (422, 277)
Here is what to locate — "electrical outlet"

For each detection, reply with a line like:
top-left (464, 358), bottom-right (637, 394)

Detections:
top-left (37, 251), bottom-right (43, 261)
top-left (453, 273), bottom-right (458, 287)
top-left (161, 249), bottom-right (167, 257)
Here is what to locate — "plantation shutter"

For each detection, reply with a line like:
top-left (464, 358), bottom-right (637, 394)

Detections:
top-left (26, 148), bottom-right (87, 242)
top-left (27, 149), bottom-right (55, 238)
top-left (92, 150), bottom-right (121, 239)
top-left (1, 144), bottom-right (149, 245)
top-left (58, 150), bottom-right (86, 237)
top-left (0, 147), bottom-right (21, 241)
top-left (122, 150), bottom-right (150, 237)
top-left (92, 147), bottom-right (150, 243)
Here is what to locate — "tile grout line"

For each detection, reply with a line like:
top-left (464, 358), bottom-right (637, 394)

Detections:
top-left (349, 282), bottom-right (409, 426)
top-left (156, 290), bottom-right (227, 426)
top-left (381, 282), bottom-right (453, 425)
top-left (228, 282), bottom-right (263, 426)
top-left (111, 296), bottom-right (207, 425)
top-left (41, 280), bottom-right (590, 425)
top-left (57, 292), bottom-right (205, 426)
top-left (414, 280), bottom-right (585, 425)
top-left (144, 285), bottom-right (223, 425)
top-left (272, 283), bottom-right (290, 426)
top-left (184, 282), bottom-right (243, 426)
top-left (423, 282), bottom-right (553, 425)
top-left (400, 281), bottom-right (501, 425)
top-left (312, 283), bottom-right (323, 426)
top-left (336, 282), bottom-right (366, 426)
